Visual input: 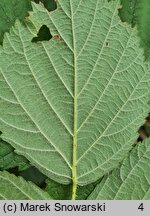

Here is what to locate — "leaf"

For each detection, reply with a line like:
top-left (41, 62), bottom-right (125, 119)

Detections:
top-left (0, 139), bottom-right (29, 171)
top-left (0, 171), bottom-right (51, 199)
top-left (0, 0), bottom-right (31, 45)
top-left (119, 0), bottom-right (150, 59)
top-left (138, 0), bottom-right (150, 59)
top-left (0, 0), bottom-right (150, 199)
top-left (119, 0), bottom-right (138, 25)
top-left (88, 139), bottom-right (150, 200)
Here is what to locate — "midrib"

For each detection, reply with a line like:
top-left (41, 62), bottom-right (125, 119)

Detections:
top-left (70, 1), bottom-right (77, 200)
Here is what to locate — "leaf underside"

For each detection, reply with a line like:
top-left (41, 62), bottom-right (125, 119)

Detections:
top-left (0, 0), bottom-right (150, 187)
top-left (88, 139), bottom-right (150, 200)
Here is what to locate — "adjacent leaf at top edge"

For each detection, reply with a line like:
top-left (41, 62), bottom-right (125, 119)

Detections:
top-left (119, 0), bottom-right (150, 60)
top-left (0, 171), bottom-right (51, 200)
top-left (119, 0), bottom-right (138, 25)
top-left (0, 0), bottom-right (31, 44)
top-left (0, 0), bottom-right (150, 196)
top-left (88, 139), bottom-right (150, 200)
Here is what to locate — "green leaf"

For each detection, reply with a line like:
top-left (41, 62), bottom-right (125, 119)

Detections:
top-left (119, 0), bottom-right (150, 59)
top-left (0, 0), bottom-right (31, 45)
top-left (119, 0), bottom-right (138, 25)
top-left (0, 139), bottom-right (29, 171)
top-left (0, 0), bottom-right (150, 199)
top-left (0, 171), bottom-right (52, 199)
top-left (88, 139), bottom-right (150, 200)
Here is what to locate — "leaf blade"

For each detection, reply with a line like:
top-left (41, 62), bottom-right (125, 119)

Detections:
top-left (88, 139), bottom-right (150, 200)
top-left (0, 0), bottom-right (150, 190)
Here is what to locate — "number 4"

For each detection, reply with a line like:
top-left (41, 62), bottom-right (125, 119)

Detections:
top-left (138, 203), bottom-right (144, 211)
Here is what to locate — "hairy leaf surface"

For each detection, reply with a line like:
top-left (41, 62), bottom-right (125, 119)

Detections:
top-left (88, 139), bottom-right (150, 200)
top-left (0, 0), bottom-right (150, 189)
top-left (0, 171), bottom-right (51, 199)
